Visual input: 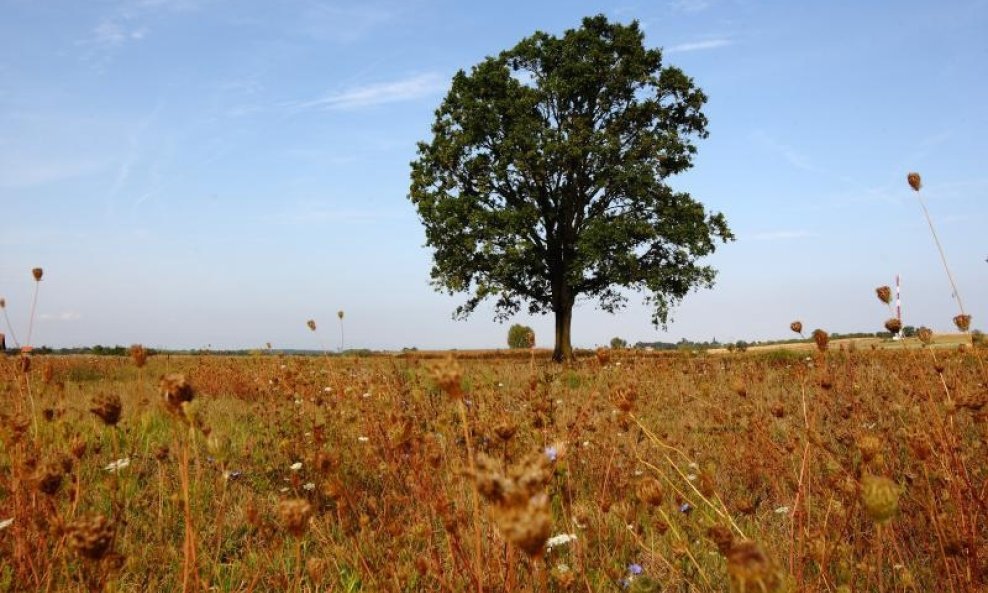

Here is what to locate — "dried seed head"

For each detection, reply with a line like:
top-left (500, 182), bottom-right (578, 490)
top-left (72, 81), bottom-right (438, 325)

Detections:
top-left (306, 558), bottom-right (328, 584)
top-left (524, 329), bottom-right (536, 349)
top-left (876, 286), bottom-right (892, 305)
top-left (861, 474), bottom-right (900, 524)
top-left (707, 525), bottom-right (735, 556)
top-left (89, 393), bottom-right (122, 426)
top-left (884, 318), bottom-right (902, 334)
top-left (159, 373), bottom-right (194, 416)
top-left (917, 327), bottom-right (934, 345)
top-left (595, 347), bottom-right (611, 365)
top-left (789, 321), bottom-right (803, 335)
top-left (856, 434), bottom-right (882, 464)
top-left (306, 319), bottom-right (317, 332)
top-left (953, 314), bottom-right (971, 332)
top-left (431, 357), bottom-right (464, 399)
top-left (907, 172), bottom-right (922, 192)
top-left (206, 433), bottom-right (232, 461)
top-left (129, 344), bottom-right (148, 368)
top-left (494, 421), bottom-right (517, 442)
top-left (726, 541), bottom-right (787, 593)
top-left (474, 451), bottom-right (554, 556)
top-left (953, 390), bottom-right (987, 412)
top-left (812, 329), bottom-right (829, 352)
top-left (67, 515), bottom-right (115, 560)
top-left (34, 462), bottom-right (64, 496)
top-left (32, 267), bottom-right (43, 281)
top-left (70, 435), bottom-right (88, 459)
top-left (337, 310), bottom-right (344, 320)
top-left (636, 477), bottom-right (664, 507)
top-left (153, 445), bottom-right (170, 461)
top-left (0, 297), bottom-right (5, 308)
top-left (277, 498), bottom-right (313, 537)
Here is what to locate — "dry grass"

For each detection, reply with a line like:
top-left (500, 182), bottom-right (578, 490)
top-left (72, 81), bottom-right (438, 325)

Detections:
top-left (2, 339), bottom-right (986, 592)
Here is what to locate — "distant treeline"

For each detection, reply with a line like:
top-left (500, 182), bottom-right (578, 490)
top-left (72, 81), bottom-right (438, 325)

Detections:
top-left (634, 330), bottom-right (910, 352)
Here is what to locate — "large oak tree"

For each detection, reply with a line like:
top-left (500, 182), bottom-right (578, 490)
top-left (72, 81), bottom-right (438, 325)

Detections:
top-left (409, 15), bottom-right (733, 361)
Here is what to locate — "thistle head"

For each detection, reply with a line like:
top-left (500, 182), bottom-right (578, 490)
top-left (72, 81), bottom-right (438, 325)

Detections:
top-left (917, 327), bottom-right (934, 345)
top-left (789, 321), bottom-right (803, 335)
top-left (953, 314), bottom-right (971, 332)
top-left (129, 344), bottom-right (148, 368)
top-left (306, 319), bottom-right (317, 332)
top-left (861, 474), bottom-right (901, 524)
top-left (67, 515), bottom-right (115, 560)
top-left (32, 267), bottom-right (43, 281)
top-left (875, 286), bottom-right (892, 305)
top-left (277, 498), bottom-right (313, 537)
top-left (907, 172), bottom-right (922, 191)
top-left (159, 373), bottom-right (194, 417)
top-left (89, 393), bottom-right (122, 426)
top-left (726, 541), bottom-right (787, 593)
top-left (636, 477), bottom-right (664, 507)
top-left (812, 329), bottom-right (829, 352)
top-left (884, 318), bottom-right (902, 334)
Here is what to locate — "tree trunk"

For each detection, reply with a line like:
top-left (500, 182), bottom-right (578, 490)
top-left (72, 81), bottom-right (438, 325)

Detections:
top-left (552, 300), bottom-right (574, 362)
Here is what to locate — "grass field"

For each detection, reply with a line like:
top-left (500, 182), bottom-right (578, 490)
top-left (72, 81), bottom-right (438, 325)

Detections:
top-left (1, 342), bottom-right (986, 592)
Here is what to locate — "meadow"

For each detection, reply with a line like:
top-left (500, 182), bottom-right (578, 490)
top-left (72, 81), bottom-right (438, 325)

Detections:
top-left (1, 333), bottom-right (986, 593)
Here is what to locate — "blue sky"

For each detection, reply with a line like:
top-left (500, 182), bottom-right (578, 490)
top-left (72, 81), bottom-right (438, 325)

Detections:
top-left (2, 0), bottom-right (986, 350)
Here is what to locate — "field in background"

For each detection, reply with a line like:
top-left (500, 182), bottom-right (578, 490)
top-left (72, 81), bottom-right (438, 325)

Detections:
top-left (1, 344), bottom-right (987, 592)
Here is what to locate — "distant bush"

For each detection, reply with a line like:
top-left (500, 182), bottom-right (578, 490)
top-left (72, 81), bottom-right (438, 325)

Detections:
top-left (610, 337), bottom-right (627, 349)
top-left (507, 324), bottom-right (535, 349)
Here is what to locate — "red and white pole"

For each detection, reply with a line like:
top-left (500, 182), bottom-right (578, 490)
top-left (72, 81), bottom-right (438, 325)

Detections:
top-left (896, 274), bottom-right (902, 327)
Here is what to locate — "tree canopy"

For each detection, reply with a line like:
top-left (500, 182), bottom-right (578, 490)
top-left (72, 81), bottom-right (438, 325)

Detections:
top-left (409, 15), bottom-right (733, 361)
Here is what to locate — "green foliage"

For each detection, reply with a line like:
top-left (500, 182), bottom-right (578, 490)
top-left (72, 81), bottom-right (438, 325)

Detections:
top-left (902, 325), bottom-right (917, 338)
top-left (507, 323), bottom-right (534, 349)
top-left (610, 336), bottom-right (628, 349)
top-left (409, 15), bottom-right (733, 360)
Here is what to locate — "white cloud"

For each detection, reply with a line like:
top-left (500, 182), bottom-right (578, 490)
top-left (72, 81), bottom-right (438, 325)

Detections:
top-left (293, 73), bottom-right (446, 111)
top-left (666, 39), bottom-right (732, 54)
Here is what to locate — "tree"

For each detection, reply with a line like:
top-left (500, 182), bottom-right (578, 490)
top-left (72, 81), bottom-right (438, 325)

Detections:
top-left (610, 337), bottom-right (627, 349)
top-left (409, 15), bottom-right (733, 361)
top-left (507, 323), bottom-right (535, 349)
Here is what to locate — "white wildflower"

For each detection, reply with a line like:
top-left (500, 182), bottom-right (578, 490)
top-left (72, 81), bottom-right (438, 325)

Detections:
top-left (104, 458), bottom-right (130, 473)
top-left (303, 482), bottom-right (316, 491)
top-left (357, 436), bottom-right (370, 443)
top-left (774, 506), bottom-right (790, 514)
top-left (290, 462), bottom-right (303, 471)
top-left (0, 518), bottom-right (13, 530)
top-left (545, 533), bottom-right (577, 550)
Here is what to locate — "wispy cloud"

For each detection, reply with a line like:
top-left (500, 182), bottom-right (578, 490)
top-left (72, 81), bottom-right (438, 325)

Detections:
top-left (750, 130), bottom-right (817, 172)
top-left (749, 230), bottom-right (818, 241)
top-left (670, 0), bottom-right (710, 13)
top-left (292, 73), bottom-right (446, 111)
top-left (80, 0), bottom-right (205, 66)
top-left (298, 2), bottom-right (401, 43)
top-left (90, 19), bottom-right (149, 48)
top-left (666, 38), bottom-right (732, 53)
